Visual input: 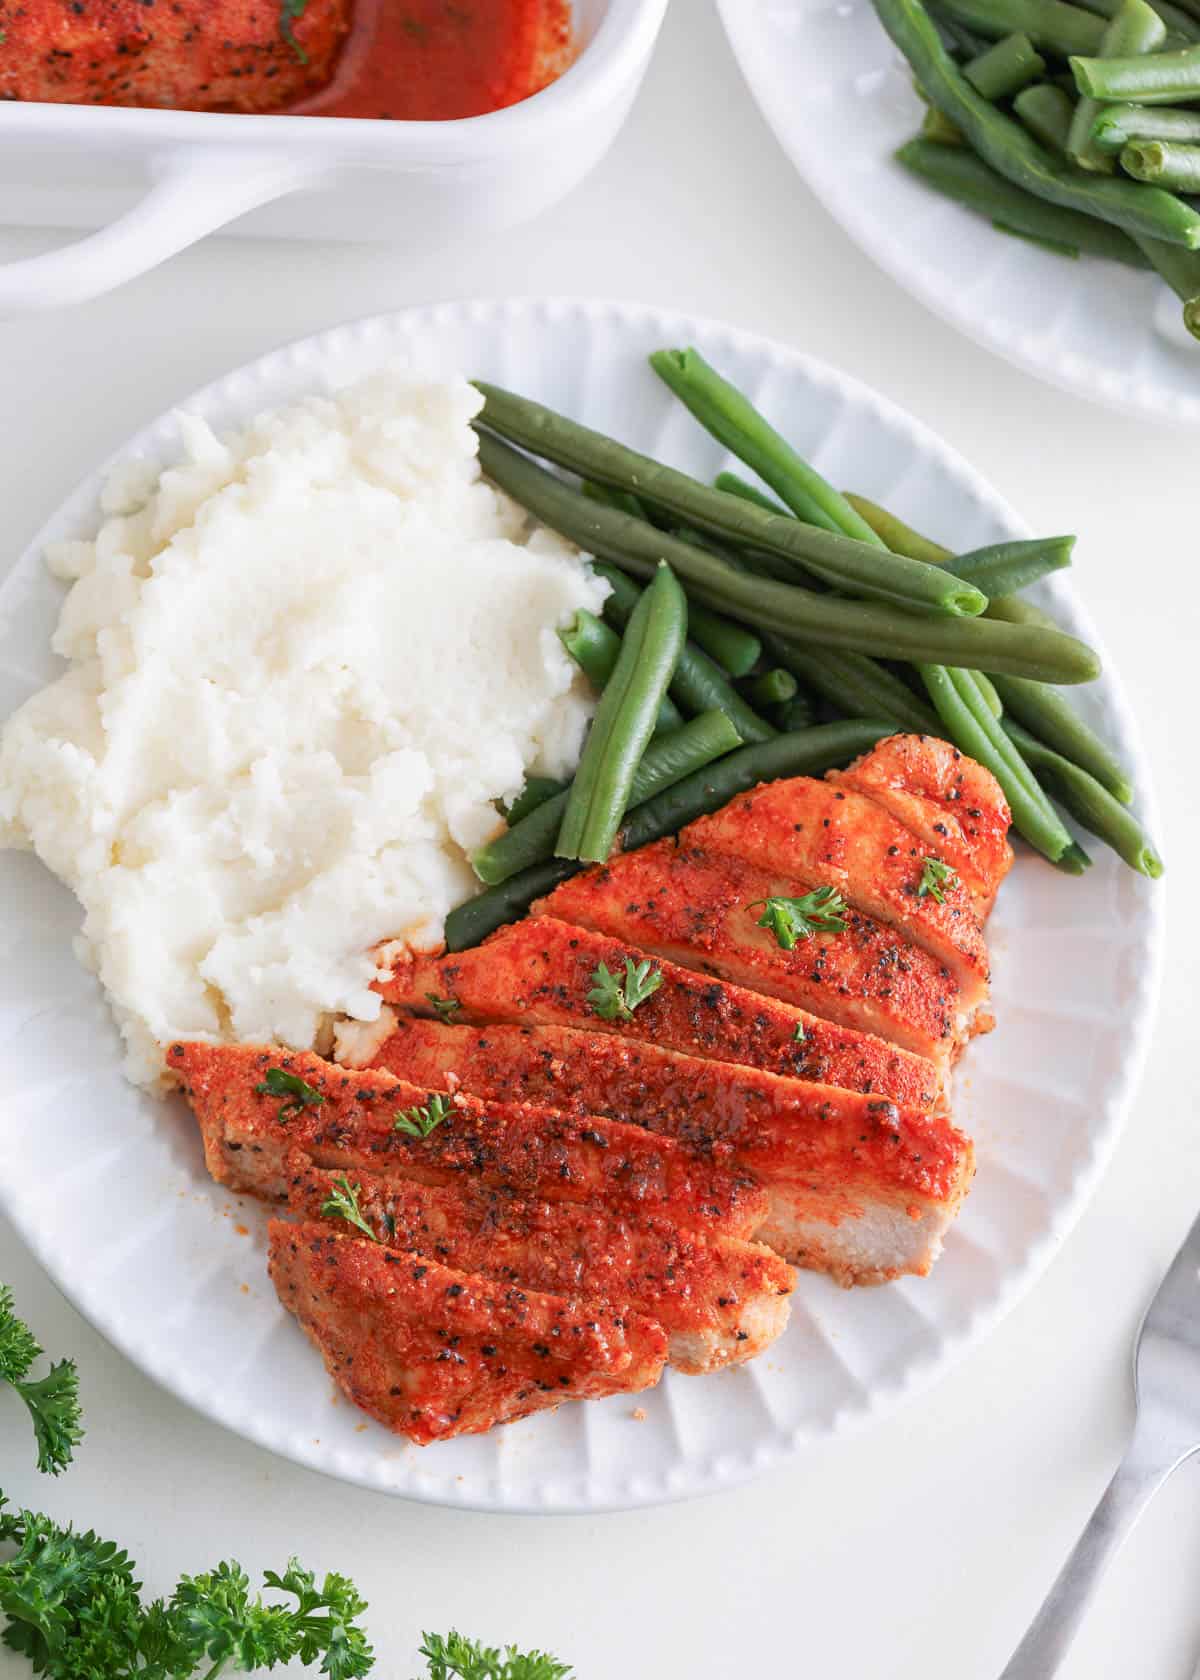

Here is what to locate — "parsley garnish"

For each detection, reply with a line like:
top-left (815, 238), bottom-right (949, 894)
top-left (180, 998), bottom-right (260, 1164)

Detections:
top-left (279, 0), bottom-right (310, 63)
top-left (0, 1286), bottom-right (82, 1477)
top-left (586, 959), bottom-right (663, 1023)
top-left (426, 993), bottom-right (461, 1023)
top-left (320, 1175), bottom-right (379, 1244)
top-left (749, 887), bottom-right (848, 950)
top-left (0, 1498), bottom-right (376, 1677)
top-left (792, 1022), bottom-right (807, 1044)
top-left (253, 1066), bottom-right (325, 1123)
top-left (917, 856), bottom-right (959, 903)
top-left (418, 1631), bottom-right (573, 1680)
top-left (394, 1092), bottom-right (453, 1139)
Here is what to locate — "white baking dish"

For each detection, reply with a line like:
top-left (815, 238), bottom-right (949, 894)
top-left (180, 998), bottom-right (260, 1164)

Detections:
top-left (0, 0), bottom-right (667, 313)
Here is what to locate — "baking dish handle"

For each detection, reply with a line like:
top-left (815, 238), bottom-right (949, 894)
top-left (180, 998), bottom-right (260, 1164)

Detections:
top-left (0, 152), bottom-right (314, 314)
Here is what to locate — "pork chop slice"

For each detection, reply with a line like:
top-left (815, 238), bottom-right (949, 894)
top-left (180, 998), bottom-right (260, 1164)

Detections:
top-left (269, 1221), bottom-right (666, 1444)
top-left (683, 773), bottom-right (991, 1005)
top-left (287, 1154), bottom-right (794, 1374)
top-left (831, 734), bottom-right (1013, 917)
top-left (536, 841), bottom-right (965, 1064)
top-left (376, 913), bottom-right (942, 1111)
top-left (168, 1042), bottom-right (767, 1240)
top-left (366, 1019), bottom-right (975, 1286)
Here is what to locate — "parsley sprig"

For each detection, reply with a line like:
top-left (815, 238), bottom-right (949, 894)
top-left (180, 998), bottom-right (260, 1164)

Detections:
top-left (252, 1067), bottom-right (325, 1123)
top-left (586, 959), bottom-right (662, 1023)
top-left (417, 1631), bottom-right (573, 1680)
top-left (394, 1093), bottom-right (453, 1139)
top-left (320, 1176), bottom-right (379, 1244)
top-left (748, 887), bottom-right (848, 950)
top-left (0, 1286), bottom-right (83, 1476)
top-left (0, 1496), bottom-right (375, 1679)
top-left (917, 856), bottom-right (959, 903)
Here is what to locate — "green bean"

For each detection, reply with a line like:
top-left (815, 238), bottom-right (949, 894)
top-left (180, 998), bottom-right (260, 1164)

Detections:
top-left (1071, 38), bottom-right (1200, 96)
top-left (474, 428), bottom-right (1100, 681)
top-left (500, 776), bottom-right (568, 826)
top-left (448, 720), bottom-right (888, 948)
top-left (559, 609), bottom-right (685, 735)
top-left (843, 493), bottom-right (953, 563)
top-left (777, 693), bottom-right (817, 732)
top-left (1056, 841), bottom-right (1094, 873)
top-left (593, 562), bottom-right (777, 743)
top-left (923, 104), bottom-right (968, 142)
top-left (713, 471), bottom-right (790, 515)
top-left (896, 138), bottom-right (1154, 267)
top-left (873, 0), bottom-right (1200, 247)
top-left (950, 534), bottom-right (1075, 593)
top-left (556, 562), bottom-right (688, 863)
top-left (742, 669), bottom-right (798, 708)
top-left (922, 665), bottom-right (1075, 860)
top-left (974, 670), bottom-right (1004, 717)
top-left (581, 480), bottom-right (648, 521)
top-left (935, 0), bottom-right (1105, 54)
top-left (619, 722), bottom-right (895, 850)
top-left (650, 530), bottom-right (764, 674)
top-left (472, 708), bottom-right (744, 886)
top-left (1005, 720), bottom-right (1162, 873)
top-left (1070, 0), bottom-right (1166, 173)
top-left (930, 4), bottom-right (993, 53)
top-left (766, 636), bottom-right (941, 732)
top-left (476, 384), bottom-right (987, 618)
top-left (1092, 102), bottom-right (1200, 149)
top-left (650, 348), bottom-right (883, 542)
top-left (445, 857), bottom-right (579, 951)
top-left (965, 31), bottom-right (1047, 96)
top-left (1014, 82), bottom-right (1077, 154)
top-left (1131, 233), bottom-right (1200, 335)
top-left (1122, 138), bottom-right (1200, 187)
top-left (1078, 0), bottom-right (1200, 38)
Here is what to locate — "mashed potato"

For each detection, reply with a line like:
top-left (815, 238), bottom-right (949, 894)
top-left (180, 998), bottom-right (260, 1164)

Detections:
top-left (0, 372), bottom-right (606, 1087)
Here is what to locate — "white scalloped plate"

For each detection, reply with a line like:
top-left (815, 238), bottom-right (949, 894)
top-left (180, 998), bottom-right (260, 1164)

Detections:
top-left (0, 299), bottom-right (1163, 1511)
top-left (717, 0), bottom-right (1200, 424)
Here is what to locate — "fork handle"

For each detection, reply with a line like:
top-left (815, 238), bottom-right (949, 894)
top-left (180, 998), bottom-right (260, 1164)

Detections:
top-left (999, 1437), bottom-right (1174, 1678)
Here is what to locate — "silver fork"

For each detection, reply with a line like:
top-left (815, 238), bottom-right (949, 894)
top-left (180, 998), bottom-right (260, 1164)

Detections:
top-left (1001, 1208), bottom-right (1200, 1677)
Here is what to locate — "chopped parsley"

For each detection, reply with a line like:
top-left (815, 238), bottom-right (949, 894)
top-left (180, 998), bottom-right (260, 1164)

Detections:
top-left (279, 0), bottom-right (310, 63)
top-left (320, 1174), bottom-right (379, 1243)
top-left (792, 1021), bottom-right (807, 1044)
top-left (394, 1092), bottom-right (453, 1139)
top-left (917, 856), bottom-right (959, 903)
top-left (587, 958), bottom-right (662, 1023)
top-left (426, 992), bottom-right (461, 1023)
top-left (749, 887), bottom-right (848, 950)
top-left (253, 1066), bottom-right (325, 1122)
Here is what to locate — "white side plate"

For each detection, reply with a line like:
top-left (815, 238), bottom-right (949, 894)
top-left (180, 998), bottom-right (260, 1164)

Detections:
top-left (717, 0), bottom-right (1200, 424)
top-left (0, 298), bottom-right (1163, 1511)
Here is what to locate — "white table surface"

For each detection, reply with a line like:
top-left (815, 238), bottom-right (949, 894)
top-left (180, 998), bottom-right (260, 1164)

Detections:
top-left (1, 5), bottom-right (1198, 1676)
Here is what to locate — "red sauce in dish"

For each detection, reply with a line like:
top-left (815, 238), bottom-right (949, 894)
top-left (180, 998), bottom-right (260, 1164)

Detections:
top-left (291, 0), bottom-right (574, 120)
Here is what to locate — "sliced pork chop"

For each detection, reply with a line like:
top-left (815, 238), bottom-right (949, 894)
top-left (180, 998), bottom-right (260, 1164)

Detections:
top-left (168, 1042), bottom-right (767, 1240)
top-left (684, 774), bottom-right (991, 1004)
top-left (536, 841), bottom-right (964, 1064)
top-left (269, 1221), bottom-right (666, 1444)
top-left (367, 1019), bottom-right (975, 1285)
top-left (376, 914), bottom-right (942, 1110)
top-left (832, 734), bottom-right (1013, 916)
top-left (288, 1155), bottom-right (794, 1373)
